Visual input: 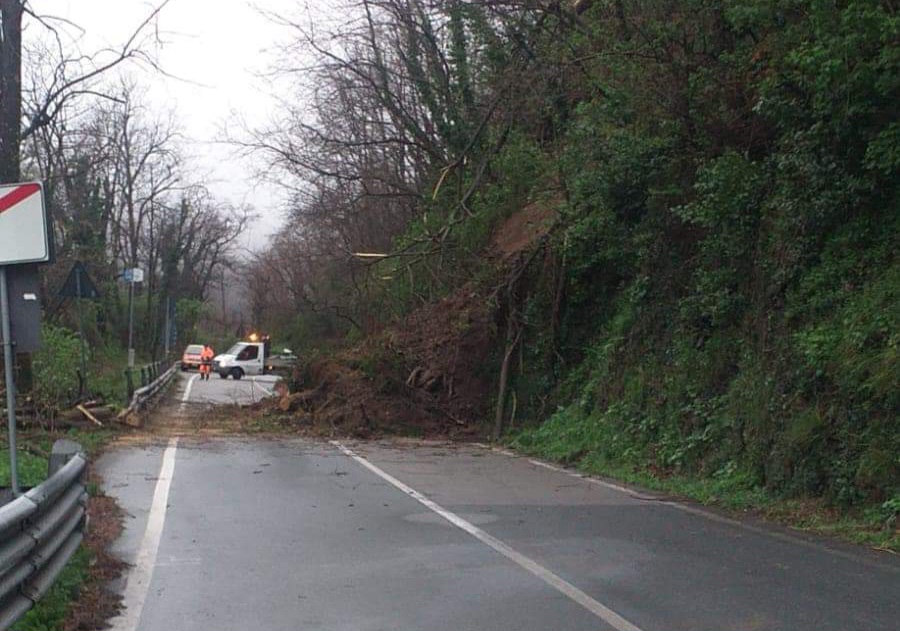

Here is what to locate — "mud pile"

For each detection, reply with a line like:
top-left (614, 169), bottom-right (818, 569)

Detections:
top-left (269, 199), bottom-right (557, 438)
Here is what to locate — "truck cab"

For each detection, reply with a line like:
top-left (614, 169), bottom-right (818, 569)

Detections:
top-left (213, 342), bottom-right (265, 379)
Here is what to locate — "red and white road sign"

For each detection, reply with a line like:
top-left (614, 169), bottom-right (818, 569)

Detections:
top-left (0, 181), bottom-right (50, 265)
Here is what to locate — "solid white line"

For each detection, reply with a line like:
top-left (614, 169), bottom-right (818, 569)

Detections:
top-left (181, 373), bottom-right (199, 402)
top-left (108, 438), bottom-right (178, 631)
top-left (481, 446), bottom-right (900, 572)
top-left (527, 458), bottom-right (639, 496)
top-left (333, 441), bottom-right (644, 631)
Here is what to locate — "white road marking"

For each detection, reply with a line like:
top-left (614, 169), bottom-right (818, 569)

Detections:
top-left (527, 458), bottom-right (639, 496)
top-left (181, 373), bottom-right (199, 403)
top-left (479, 445), bottom-right (900, 572)
top-left (333, 441), bottom-right (644, 631)
top-left (109, 438), bottom-right (179, 631)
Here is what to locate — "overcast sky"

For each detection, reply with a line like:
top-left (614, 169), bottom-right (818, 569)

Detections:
top-left (30, 0), bottom-right (312, 245)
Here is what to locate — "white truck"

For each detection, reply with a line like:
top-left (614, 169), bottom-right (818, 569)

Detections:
top-left (213, 342), bottom-right (296, 380)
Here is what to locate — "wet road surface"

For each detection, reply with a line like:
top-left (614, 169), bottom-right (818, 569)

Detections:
top-left (176, 369), bottom-right (280, 406)
top-left (98, 375), bottom-right (900, 631)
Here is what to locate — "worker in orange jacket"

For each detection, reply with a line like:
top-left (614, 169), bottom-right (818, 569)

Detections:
top-left (199, 344), bottom-right (215, 381)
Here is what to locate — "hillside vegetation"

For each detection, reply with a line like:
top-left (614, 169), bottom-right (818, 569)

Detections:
top-left (249, 1), bottom-right (899, 536)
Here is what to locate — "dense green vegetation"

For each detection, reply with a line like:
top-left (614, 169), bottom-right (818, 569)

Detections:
top-left (509, 1), bottom-right (899, 517)
top-left (254, 1), bottom-right (898, 535)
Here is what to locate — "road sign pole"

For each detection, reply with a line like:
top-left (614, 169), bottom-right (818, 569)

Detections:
top-left (127, 278), bottom-right (135, 368)
top-left (0, 266), bottom-right (20, 495)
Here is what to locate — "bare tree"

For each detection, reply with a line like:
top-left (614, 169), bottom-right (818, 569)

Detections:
top-left (1, 0), bottom-right (169, 182)
top-left (238, 0), bottom-right (559, 338)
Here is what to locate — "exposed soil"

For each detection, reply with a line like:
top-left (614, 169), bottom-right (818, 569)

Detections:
top-left (267, 283), bottom-right (495, 439)
top-left (260, 199), bottom-right (560, 438)
top-left (493, 199), bottom-right (557, 259)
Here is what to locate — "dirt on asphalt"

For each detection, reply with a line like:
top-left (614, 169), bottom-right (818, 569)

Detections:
top-left (64, 477), bottom-right (126, 631)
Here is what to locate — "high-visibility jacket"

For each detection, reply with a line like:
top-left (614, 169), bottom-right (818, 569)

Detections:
top-left (200, 347), bottom-right (214, 364)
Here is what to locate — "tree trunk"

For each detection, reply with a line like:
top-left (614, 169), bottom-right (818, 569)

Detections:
top-left (493, 305), bottom-right (521, 441)
top-left (0, 0), bottom-right (24, 183)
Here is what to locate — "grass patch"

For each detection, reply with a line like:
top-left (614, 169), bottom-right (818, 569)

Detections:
top-left (1, 426), bottom-right (122, 630)
top-left (11, 548), bottom-right (91, 631)
top-left (0, 428), bottom-right (118, 488)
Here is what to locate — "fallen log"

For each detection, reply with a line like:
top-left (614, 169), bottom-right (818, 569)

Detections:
top-left (76, 404), bottom-right (103, 427)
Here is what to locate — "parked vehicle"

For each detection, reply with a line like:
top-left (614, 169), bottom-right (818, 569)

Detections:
top-left (181, 344), bottom-right (204, 371)
top-left (266, 349), bottom-right (297, 376)
top-left (213, 342), bottom-right (266, 379)
top-left (213, 342), bottom-right (297, 379)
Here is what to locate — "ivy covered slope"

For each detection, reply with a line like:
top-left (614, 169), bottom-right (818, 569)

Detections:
top-left (511, 2), bottom-right (898, 527)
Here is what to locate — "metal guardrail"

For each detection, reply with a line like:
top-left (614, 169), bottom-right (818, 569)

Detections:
top-left (125, 359), bottom-right (169, 400)
top-left (120, 362), bottom-right (176, 419)
top-left (0, 440), bottom-right (87, 630)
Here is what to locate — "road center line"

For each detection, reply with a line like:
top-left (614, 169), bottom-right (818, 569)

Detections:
top-left (333, 441), bottom-right (644, 631)
top-left (109, 438), bottom-right (179, 631)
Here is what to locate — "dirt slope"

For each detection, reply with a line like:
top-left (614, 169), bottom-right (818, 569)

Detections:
top-left (269, 202), bottom-right (558, 437)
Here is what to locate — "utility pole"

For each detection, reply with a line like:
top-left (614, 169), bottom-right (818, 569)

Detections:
top-left (126, 267), bottom-right (143, 368)
top-left (0, 267), bottom-right (19, 494)
top-left (1, 2), bottom-right (25, 494)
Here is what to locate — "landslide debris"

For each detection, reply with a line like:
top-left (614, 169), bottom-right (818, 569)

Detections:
top-left (266, 200), bottom-right (558, 438)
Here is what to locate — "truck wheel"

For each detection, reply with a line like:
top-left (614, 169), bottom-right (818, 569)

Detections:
top-left (231, 368), bottom-right (244, 380)
top-left (218, 372), bottom-right (227, 379)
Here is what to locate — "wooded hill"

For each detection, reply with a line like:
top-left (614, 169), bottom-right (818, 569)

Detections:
top-left (248, 1), bottom-right (899, 520)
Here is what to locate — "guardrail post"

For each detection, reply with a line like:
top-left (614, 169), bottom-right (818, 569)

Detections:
top-left (48, 439), bottom-right (83, 476)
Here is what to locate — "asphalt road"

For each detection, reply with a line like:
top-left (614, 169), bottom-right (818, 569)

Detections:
top-left (175, 369), bottom-right (280, 406)
top-left (98, 374), bottom-right (900, 631)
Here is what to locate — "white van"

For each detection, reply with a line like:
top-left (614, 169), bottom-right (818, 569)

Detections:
top-left (213, 342), bottom-right (265, 379)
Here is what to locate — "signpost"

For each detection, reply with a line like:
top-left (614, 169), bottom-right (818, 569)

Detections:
top-left (124, 267), bottom-right (143, 368)
top-left (0, 181), bottom-right (50, 494)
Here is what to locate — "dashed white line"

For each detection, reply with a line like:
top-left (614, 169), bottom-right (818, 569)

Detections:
top-left (108, 438), bottom-right (179, 631)
top-left (333, 441), bottom-right (645, 631)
